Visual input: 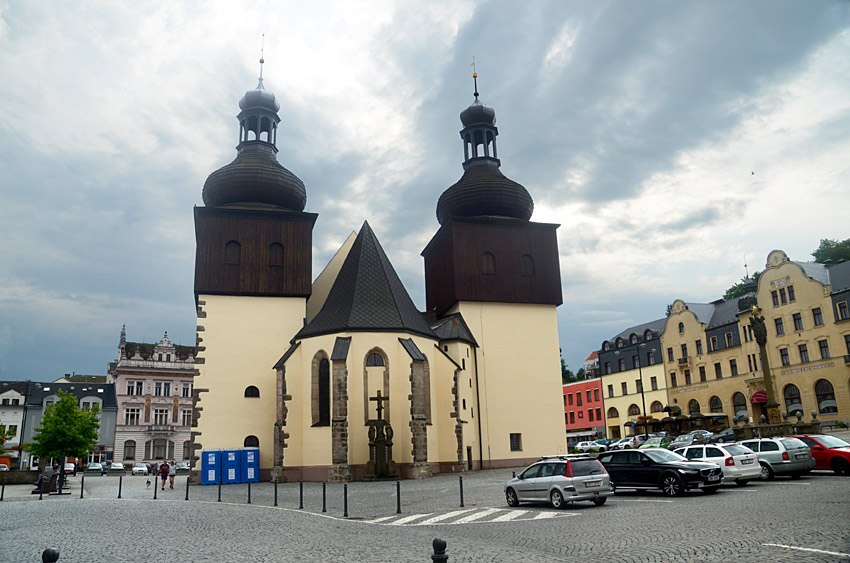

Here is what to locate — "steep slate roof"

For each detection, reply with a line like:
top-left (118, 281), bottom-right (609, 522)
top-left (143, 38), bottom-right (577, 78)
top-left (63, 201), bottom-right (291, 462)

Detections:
top-left (707, 298), bottom-right (744, 328)
top-left (297, 221), bottom-right (436, 340)
top-left (826, 260), bottom-right (850, 293)
top-left (430, 313), bottom-right (478, 346)
top-left (605, 318), bottom-right (666, 344)
top-left (797, 261), bottom-right (829, 285)
top-left (26, 382), bottom-right (118, 410)
top-left (683, 302), bottom-right (715, 324)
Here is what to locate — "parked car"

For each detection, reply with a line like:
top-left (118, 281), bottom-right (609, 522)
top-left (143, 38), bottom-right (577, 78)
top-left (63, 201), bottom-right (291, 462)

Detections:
top-left (620, 435), bottom-right (650, 449)
top-left (689, 430), bottom-right (714, 440)
top-left (63, 463), bottom-right (75, 474)
top-left (605, 438), bottom-right (628, 450)
top-left (505, 455), bottom-right (613, 508)
top-left (131, 463), bottom-right (149, 476)
top-left (0, 463), bottom-right (8, 471)
top-left (175, 462), bottom-right (190, 471)
top-left (673, 443), bottom-right (760, 486)
top-left (108, 462), bottom-right (125, 472)
top-left (739, 437), bottom-right (815, 480)
top-left (598, 448), bottom-right (723, 496)
top-left (86, 462), bottom-right (103, 472)
top-left (639, 436), bottom-right (672, 449)
top-left (792, 435), bottom-right (850, 475)
top-left (667, 434), bottom-right (705, 450)
top-left (708, 428), bottom-right (736, 444)
top-left (574, 441), bottom-right (606, 453)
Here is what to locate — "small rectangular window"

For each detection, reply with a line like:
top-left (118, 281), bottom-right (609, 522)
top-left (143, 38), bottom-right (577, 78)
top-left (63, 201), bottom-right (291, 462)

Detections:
top-left (635, 379), bottom-right (643, 393)
top-left (813, 308), bottom-right (824, 326)
top-left (710, 336), bottom-right (718, 351)
top-left (772, 290), bottom-right (779, 307)
top-left (588, 409), bottom-right (594, 421)
top-left (845, 334), bottom-right (850, 355)
top-left (7, 425), bottom-right (17, 436)
top-left (596, 407), bottom-right (602, 420)
top-left (182, 383), bottom-right (192, 398)
top-left (569, 412), bottom-right (575, 423)
top-left (577, 393), bottom-right (583, 406)
top-left (699, 366), bottom-right (706, 382)
top-left (607, 384), bottom-right (614, 398)
top-left (792, 313), bottom-right (803, 331)
top-left (667, 348), bottom-right (674, 362)
top-left (780, 348), bottom-right (790, 366)
top-left (730, 359), bottom-right (738, 376)
top-left (819, 339), bottom-right (830, 359)
top-left (774, 318), bottom-right (785, 336)
top-left (509, 433), bottom-right (522, 451)
top-left (838, 301), bottom-right (849, 321)
top-left (618, 359), bottom-right (625, 372)
top-left (650, 376), bottom-right (658, 390)
top-left (594, 389), bottom-right (599, 401)
top-left (714, 363), bottom-right (723, 379)
top-left (747, 355), bottom-right (753, 372)
top-left (621, 382), bottom-right (628, 395)
top-left (670, 373), bottom-right (677, 388)
top-left (788, 285), bottom-right (795, 302)
top-left (684, 370), bottom-right (691, 385)
top-left (696, 340), bottom-right (703, 355)
top-left (779, 288), bottom-right (787, 304)
top-left (604, 362), bottom-right (611, 375)
top-left (182, 409), bottom-right (193, 426)
top-left (799, 344), bottom-right (809, 363)
top-left (725, 332), bottom-right (734, 347)
top-left (586, 390), bottom-right (591, 402)
top-left (567, 393), bottom-right (573, 405)
top-left (155, 382), bottom-right (163, 396)
top-left (681, 343), bottom-right (688, 358)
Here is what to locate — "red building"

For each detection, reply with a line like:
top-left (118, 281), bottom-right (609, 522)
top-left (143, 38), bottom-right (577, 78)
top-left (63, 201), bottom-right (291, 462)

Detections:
top-left (563, 378), bottom-right (605, 447)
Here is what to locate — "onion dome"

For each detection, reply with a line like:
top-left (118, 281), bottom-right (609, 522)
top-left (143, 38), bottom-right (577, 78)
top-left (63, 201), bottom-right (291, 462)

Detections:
top-left (202, 58), bottom-right (306, 211)
top-left (436, 72), bottom-right (533, 225)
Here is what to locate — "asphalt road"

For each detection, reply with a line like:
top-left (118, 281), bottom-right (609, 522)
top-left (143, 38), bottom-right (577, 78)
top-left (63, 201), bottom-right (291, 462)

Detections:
top-left (1, 456), bottom-right (849, 562)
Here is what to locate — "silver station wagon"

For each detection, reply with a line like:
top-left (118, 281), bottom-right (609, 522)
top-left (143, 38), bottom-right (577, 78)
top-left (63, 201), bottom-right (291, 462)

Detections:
top-left (740, 437), bottom-right (815, 480)
top-left (505, 455), bottom-right (614, 508)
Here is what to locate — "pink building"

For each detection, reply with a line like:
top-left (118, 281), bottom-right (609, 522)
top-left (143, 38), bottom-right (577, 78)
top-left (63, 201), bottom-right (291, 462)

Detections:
top-left (563, 378), bottom-right (605, 446)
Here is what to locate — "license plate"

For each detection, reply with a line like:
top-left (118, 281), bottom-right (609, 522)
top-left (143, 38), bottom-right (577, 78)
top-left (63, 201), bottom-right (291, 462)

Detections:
top-left (795, 454), bottom-right (808, 460)
top-left (741, 459), bottom-right (753, 465)
top-left (708, 474), bottom-right (720, 481)
top-left (584, 480), bottom-right (602, 487)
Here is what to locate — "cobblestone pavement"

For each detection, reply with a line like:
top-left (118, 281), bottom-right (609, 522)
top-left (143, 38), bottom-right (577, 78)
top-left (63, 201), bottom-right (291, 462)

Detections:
top-left (2, 454), bottom-right (849, 562)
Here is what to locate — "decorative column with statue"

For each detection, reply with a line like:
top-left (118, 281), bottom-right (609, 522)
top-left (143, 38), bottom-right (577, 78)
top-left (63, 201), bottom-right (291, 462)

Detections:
top-left (749, 306), bottom-right (782, 425)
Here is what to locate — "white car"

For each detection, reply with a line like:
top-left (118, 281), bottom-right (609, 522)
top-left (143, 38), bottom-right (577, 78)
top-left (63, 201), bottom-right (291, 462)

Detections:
top-left (108, 462), bottom-right (125, 472)
top-left (674, 443), bottom-right (761, 485)
top-left (574, 441), bottom-right (606, 453)
top-left (0, 463), bottom-right (8, 471)
top-left (132, 463), bottom-right (149, 476)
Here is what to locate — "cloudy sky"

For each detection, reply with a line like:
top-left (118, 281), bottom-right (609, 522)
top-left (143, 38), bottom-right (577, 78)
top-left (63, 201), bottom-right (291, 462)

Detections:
top-left (1, 1), bottom-right (848, 382)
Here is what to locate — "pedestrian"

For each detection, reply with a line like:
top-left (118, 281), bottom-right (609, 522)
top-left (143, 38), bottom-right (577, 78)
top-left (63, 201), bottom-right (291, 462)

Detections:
top-left (159, 460), bottom-right (170, 490)
top-left (168, 460), bottom-right (176, 489)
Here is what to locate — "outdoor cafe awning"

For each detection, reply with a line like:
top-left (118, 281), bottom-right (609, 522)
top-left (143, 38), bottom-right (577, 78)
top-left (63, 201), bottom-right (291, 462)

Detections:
top-left (750, 391), bottom-right (768, 404)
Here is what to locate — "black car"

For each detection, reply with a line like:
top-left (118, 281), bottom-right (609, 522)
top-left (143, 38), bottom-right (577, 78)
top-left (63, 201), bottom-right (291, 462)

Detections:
top-left (598, 448), bottom-right (723, 496)
top-left (708, 428), bottom-right (736, 444)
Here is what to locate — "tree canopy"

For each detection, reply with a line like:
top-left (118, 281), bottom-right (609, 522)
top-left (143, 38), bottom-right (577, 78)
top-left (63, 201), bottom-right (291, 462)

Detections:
top-left (812, 238), bottom-right (850, 263)
top-left (0, 424), bottom-right (13, 457)
top-left (723, 271), bottom-right (761, 301)
top-left (26, 390), bottom-right (100, 460)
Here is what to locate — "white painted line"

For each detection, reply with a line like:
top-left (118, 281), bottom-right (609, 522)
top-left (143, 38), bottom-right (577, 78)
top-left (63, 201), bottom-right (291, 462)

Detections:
top-left (533, 511), bottom-right (563, 520)
top-left (368, 515), bottom-right (398, 523)
top-left (490, 510), bottom-right (528, 522)
top-left (615, 499), bottom-right (675, 503)
top-left (414, 509), bottom-right (476, 525)
top-left (759, 482), bottom-right (811, 485)
top-left (388, 513), bottom-right (429, 525)
top-left (453, 508), bottom-right (501, 523)
top-left (763, 543), bottom-right (850, 558)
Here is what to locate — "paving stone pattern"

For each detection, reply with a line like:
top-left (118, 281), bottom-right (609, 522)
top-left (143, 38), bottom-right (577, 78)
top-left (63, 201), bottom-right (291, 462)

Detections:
top-left (1, 462), bottom-right (849, 562)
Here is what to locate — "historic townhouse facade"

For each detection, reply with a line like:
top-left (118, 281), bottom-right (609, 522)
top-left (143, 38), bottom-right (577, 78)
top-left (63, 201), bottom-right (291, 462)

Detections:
top-left (108, 327), bottom-right (196, 465)
top-left (598, 319), bottom-right (669, 438)
top-left (562, 378), bottom-right (605, 446)
top-left (0, 381), bottom-right (28, 469)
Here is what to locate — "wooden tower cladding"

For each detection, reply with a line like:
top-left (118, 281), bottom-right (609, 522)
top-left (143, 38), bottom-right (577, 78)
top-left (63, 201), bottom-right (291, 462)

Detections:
top-left (422, 217), bottom-right (562, 318)
top-left (194, 207), bottom-right (317, 298)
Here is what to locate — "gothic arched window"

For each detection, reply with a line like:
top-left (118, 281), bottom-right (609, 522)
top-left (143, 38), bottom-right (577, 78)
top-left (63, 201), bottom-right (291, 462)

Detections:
top-left (244, 386), bottom-right (260, 398)
top-left (520, 254), bottom-right (535, 276)
top-left (244, 435), bottom-right (259, 448)
top-left (366, 353), bottom-right (384, 367)
top-left (482, 252), bottom-right (496, 275)
top-left (269, 243), bottom-right (284, 266)
top-left (225, 240), bottom-right (241, 264)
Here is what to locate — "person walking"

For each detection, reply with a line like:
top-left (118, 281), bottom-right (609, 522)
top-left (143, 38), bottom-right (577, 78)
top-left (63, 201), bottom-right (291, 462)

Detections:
top-left (159, 461), bottom-right (170, 490)
top-left (168, 460), bottom-right (177, 489)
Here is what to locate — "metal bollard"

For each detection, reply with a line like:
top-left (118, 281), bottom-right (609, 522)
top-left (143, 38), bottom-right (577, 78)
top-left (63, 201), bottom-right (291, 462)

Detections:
top-left (343, 483), bottom-right (348, 518)
top-left (247, 479), bottom-right (251, 504)
top-left (322, 482), bottom-right (326, 513)
top-left (274, 479), bottom-right (278, 507)
top-left (80, 474), bottom-right (84, 499)
top-left (118, 475), bottom-right (123, 499)
top-left (217, 473), bottom-right (222, 502)
top-left (39, 478), bottom-right (44, 501)
top-left (299, 480), bottom-right (304, 509)
top-left (396, 480), bottom-right (401, 514)
top-left (1, 477), bottom-right (5, 501)
top-left (431, 538), bottom-right (448, 562)
top-left (42, 548), bottom-right (60, 562)
top-left (459, 476), bottom-right (464, 508)
top-left (185, 476), bottom-right (190, 501)
top-left (153, 478), bottom-right (157, 500)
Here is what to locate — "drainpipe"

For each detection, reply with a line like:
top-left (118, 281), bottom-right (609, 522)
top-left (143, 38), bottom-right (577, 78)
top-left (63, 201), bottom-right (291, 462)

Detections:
top-left (472, 346), bottom-right (484, 469)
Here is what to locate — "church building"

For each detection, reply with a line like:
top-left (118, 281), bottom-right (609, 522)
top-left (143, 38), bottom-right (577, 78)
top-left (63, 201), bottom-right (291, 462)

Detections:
top-left (191, 62), bottom-right (566, 481)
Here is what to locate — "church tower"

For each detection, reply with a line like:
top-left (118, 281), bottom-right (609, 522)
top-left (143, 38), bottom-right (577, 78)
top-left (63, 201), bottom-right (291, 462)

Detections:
top-left (422, 73), bottom-right (566, 467)
top-left (192, 58), bottom-right (317, 478)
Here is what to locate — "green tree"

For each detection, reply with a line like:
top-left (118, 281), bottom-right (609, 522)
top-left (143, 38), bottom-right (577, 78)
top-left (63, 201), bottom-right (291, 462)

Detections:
top-left (812, 238), bottom-right (850, 263)
top-left (0, 424), bottom-right (13, 456)
top-left (26, 390), bottom-right (100, 462)
top-left (723, 271), bottom-right (761, 301)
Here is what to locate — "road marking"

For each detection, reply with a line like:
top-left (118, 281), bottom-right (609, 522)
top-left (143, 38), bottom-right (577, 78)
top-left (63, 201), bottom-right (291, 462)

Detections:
top-left (368, 515), bottom-right (397, 523)
top-left (414, 509), bottom-right (475, 525)
top-left (389, 513), bottom-right (429, 525)
top-left (758, 482), bottom-right (811, 485)
top-left (533, 511), bottom-right (563, 520)
top-left (453, 508), bottom-right (501, 523)
top-left (490, 510), bottom-right (528, 522)
top-left (763, 544), bottom-right (850, 558)
top-left (615, 499), bottom-right (675, 503)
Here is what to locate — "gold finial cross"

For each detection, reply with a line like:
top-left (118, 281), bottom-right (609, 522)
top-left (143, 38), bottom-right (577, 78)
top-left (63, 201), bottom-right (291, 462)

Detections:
top-left (471, 56), bottom-right (477, 78)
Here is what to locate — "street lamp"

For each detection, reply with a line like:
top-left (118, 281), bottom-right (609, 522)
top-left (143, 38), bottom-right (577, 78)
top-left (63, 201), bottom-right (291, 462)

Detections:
top-left (615, 343), bottom-right (648, 440)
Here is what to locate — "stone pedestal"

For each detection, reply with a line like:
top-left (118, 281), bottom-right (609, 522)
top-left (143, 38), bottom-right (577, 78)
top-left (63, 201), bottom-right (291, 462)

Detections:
top-left (365, 420), bottom-right (398, 480)
top-left (409, 462), bottom-right (432, 479)
top-left (328, 464), bottom-right (351, 483)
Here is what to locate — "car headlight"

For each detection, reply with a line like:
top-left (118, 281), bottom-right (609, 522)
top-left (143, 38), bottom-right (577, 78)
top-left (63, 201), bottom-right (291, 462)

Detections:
top-left (677, 468), bottom-right (698, 475)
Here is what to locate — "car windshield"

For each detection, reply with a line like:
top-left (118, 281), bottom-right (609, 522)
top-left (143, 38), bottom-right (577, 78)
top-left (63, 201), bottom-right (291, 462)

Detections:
top-left (644, 449), bottom-right (686, 463)
top-left (780, 438), bottom-right (808, 450)
top-left (571, 459), bottom-right (606, 476)
top-left (722, 445), bottom-right (752, 456)
top-left (814, 435), bottom-right (850, 448)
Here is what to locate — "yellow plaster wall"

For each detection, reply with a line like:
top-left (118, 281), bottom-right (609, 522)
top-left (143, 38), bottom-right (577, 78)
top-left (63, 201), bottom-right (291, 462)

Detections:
top-left (600, 363), bottom-right (667, 436)
top-left (453, 302), bottom-right (566, 462)
top-left (195, 294), bottom-right (307, 471)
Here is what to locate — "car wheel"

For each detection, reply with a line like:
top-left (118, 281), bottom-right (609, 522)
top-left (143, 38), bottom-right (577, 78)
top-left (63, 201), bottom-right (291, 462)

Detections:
top-left (592, 496), bottom-right (607, 506)
top-left (735, 480), bottom-right (749, 487)
top-left (660, 474), bottom-right (683, 497)
top-left (505, 488), bottom-right (519, 507)
top-left (550, 489), bottom-right (565, 509)
top-left (716, 438), bottom-right (725, 443)
top-left (830, 458), bottom-right (850, 476)
top-left (703, 486), bottom-right (720, 494)
top-left (759, 463), bottom-right (774, 481)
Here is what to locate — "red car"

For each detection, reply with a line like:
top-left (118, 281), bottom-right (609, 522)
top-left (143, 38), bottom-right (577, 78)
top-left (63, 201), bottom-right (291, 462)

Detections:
top-left (792, 435), bottom-right (850, 475)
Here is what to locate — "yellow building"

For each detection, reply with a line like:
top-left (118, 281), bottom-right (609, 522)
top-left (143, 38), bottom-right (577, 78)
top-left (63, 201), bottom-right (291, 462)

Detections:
top-left (192, 69), bottom-right (566, 481)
